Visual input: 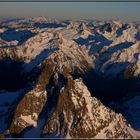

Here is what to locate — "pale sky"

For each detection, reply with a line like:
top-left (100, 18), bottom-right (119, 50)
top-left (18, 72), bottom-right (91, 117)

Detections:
top-left (0, 2), bottom-right (140, 21)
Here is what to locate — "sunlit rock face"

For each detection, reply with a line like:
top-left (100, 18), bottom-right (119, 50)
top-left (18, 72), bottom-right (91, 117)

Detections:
top-left (43, 77), bottom-right (133, 138)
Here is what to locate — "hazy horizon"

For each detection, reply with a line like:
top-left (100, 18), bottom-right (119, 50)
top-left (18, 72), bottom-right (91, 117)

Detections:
top-left (0, 2), bottom-right (140, 22)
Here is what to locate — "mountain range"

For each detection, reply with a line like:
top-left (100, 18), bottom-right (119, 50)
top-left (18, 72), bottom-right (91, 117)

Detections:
top-left (0, 17), bottom-right (140, 138)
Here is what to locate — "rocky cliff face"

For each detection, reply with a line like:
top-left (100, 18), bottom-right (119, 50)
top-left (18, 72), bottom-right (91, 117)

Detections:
top-left (7, 62), bottom-right (54, 135)
top-left (43, 76), bottom-right (133, 138)
top-left (0, 63), bottom-right (135, 138)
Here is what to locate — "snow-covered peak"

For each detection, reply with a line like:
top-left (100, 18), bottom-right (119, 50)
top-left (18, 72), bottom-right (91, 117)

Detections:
top-left (99, 41), bottom-right (140, 78)
top-left (112, 19), bottom-right (124, 27)
top-left (43, 77), bottom-right (134, 138)
top-left (21, 31), bottom-right (54, 64)
top-left (47, 36), bottom-right (93, 73)
top-left (29, 16), bottom-right (48, 23)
